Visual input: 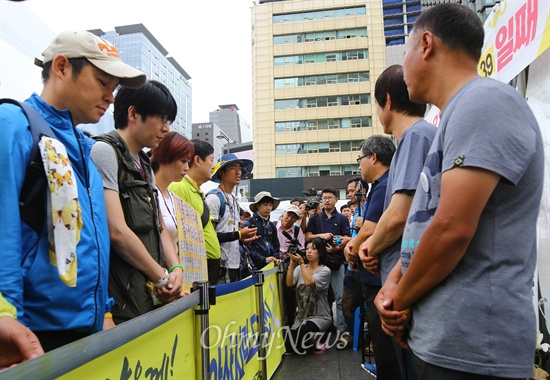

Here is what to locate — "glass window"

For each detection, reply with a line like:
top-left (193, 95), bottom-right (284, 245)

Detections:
top-left (341, 141), bottom-right (351, 151)
top-left (275, 122), bottom-right (286, 132)
top-left (282, 35), bottom-right (297, 44)
top-left (275, 78), bottom-right (285, 88)
top-left (348, 51), bottom-right (358, 60)
top-left (305, 76), bottom-right (316, 86)
top-left (275, 100), bottom-right (285, 110)
top-left (317, 97), bottom-right (327, 107)
top-left (273, 15), bottom-right (283, 24)
top-left (340, 96), bottom-right (349, 106)
top-left (304, 11), bottom-right (314, 20)
top-left (324, 9), bottom-right (335, 19)
top-left (298, 99), bottom-right (307, 108)
top-left (316, 75), bottom-right (326, 85)
top-left (359, 72), bottom-right (370, 82)
top-left (341, 118), bottom-right (351, 128)
top-left (360, 94), bottom-right (371, 104)
top-left (350, 95), bottom-right (361, 105)
top-left (296, 77), bottom-right (304, 87)
top-left (315, 32), bottom-right (324, 41)
top-left (338, 73), bottom-right (348, 83)
top-left (339, 51), bottom-right (347, 61)
top-left (306, 98), bottom-right (317, 108)
top-left (282, 14), bottom-right (293, 23)
top-left (286, 99), bottom-right (299, 109)
top-left (358, 50), bottom-right (368, 59)
top-left (355, 6), bottom-right (366, 16)
top-left (304, 54), bottom-right (315, 64)
top-left (318, 120), bottom-right (328, 130)
top-left (351, 140), bottom-right (362, 151)
top-left (285, 78), bottom-right (296, 87)
top-left (326, 53), bottom-right (337, 62)
top-left (293, 13), bottom-right (303, 22)
top-left (325, 31), bottom-right (336, 40)
top-left (362, 117), bottom-right (372, 127)
top-left (335, 8), bottom-right (345, 18)
top-left (274, 57), bottom-right (284, 66)
top-left (348, 73), bottom-right (359, 82)
top-left (327, 74), bottom-right (337, 84)
top-left (305, 32), bottom-right (315, 42)
top-left (314, 10), bottom-right (325, 20)
top-left (327, 96), bottom-right (338, 106)
top-left (351, 117), bottom-right (361, 127)
top-left (358, 28), bottom-right (368, 38)
top-left (315, 54), bottom-right (326, 63)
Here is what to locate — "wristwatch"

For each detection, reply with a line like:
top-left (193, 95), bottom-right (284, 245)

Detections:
top-left (153, 268), bottom-right (169, 288)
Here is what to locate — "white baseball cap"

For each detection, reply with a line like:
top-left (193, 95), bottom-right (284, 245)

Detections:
top-left (36, 30), bottom-right (146, 89)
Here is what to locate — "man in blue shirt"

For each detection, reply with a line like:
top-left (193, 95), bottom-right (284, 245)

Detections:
top-left (306, 187), bottom-right (350, 334)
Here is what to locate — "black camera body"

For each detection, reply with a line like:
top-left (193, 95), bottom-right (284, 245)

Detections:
top-left (282, 230), bottom-right (306, 261)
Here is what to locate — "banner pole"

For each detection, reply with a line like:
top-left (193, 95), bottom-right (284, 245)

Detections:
top-left (277, 262), bottom-right (285, 326)
top-left (254, 270), bottom-right (268, 380)
top-left (194, 281), bottom-right (211, 380)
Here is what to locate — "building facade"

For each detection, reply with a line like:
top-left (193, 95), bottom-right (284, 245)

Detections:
top-left (192, 122), bottom-right (227, 162)
top-left (91, 24), bottom-right (193, 137)
top-left (209, 104), bottom-right (252, 144)
top-left (252, 0), bottom-right (387, 183)
top-left (421, 0), bottom-right (501, 22)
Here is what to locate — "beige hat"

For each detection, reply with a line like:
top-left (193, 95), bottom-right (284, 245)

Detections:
top-left (284, 204), bottom-right (301, 218)
top-left (36, 30), bottom-right (146, 89)
top-left (249, 191), bottom-right (281, 213)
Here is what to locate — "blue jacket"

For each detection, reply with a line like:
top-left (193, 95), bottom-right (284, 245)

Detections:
top-left (0, 93), bottom-right (111, 333)
top-left (244, 213), bottom-right (280, 269)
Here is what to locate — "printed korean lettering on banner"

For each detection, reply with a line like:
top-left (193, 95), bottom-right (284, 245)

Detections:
top-left (478, 0), bottom-right (550, 82)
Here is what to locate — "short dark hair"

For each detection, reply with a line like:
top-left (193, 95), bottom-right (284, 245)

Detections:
top-left (321, 187), bottom-right (338, 197)
top-left (189, 139), bottom-right (214, 168)
top-left (305, 238), bottom-right (328, 266)
top-left (114, 80), bottom-right (177, 130)
top-left (375, 65), bottom-right (426, 116)
top-left (41, 57), bottom-right (89, 84)
top-left (347, 176), bottom-right (362, 185)
top-left (340, 204), bottom-right (350, 212)
top-left (413, 3), bottom-right (484, 62)
top-left (291, 196), bottom-right (303, 204)
top-left (360, 135), bottom-right (396, 167)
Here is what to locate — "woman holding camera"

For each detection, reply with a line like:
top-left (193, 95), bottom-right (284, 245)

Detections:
top-left (285, 237), bottom-right (332, 354)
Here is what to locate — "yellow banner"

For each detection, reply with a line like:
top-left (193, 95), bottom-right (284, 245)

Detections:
top-left (59, 309), bottom-right (196, 380)
top-left (208, 280), bottom-right (261, 379)
top-left (262, 270), bottom-right (285, 379)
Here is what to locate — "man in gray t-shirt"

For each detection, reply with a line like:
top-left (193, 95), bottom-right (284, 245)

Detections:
top-left (376, 5), bottom-right (544, 379)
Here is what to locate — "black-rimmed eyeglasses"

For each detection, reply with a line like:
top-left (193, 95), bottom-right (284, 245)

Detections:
top-left (356, 154), bottom-right (370, 165)
top-left (153, 113), bottom-right (170, 124)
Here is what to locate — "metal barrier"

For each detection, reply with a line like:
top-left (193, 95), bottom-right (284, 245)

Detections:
top-left (1, 266), bottom-right (283, 380)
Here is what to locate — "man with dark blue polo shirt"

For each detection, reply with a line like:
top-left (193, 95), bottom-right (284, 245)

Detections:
top-left (345, 135), bottom-right (401, 378)
top-left (306, 187), bottom-right (350, 334)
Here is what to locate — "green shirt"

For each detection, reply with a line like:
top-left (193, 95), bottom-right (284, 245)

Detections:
top-left (169, 176), bottom-right (220, 260)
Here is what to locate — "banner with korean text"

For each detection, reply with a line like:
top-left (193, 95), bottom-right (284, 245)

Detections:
top-left (478, 0), bottom-right (550, 82)
top-left (59, 308), bottom-right (197, 380)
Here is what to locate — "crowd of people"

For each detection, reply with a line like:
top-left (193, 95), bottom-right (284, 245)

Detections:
top-left (0, 4), bottom-right (544, 380)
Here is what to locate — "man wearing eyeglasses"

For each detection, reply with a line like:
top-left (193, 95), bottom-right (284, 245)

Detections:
top-left (305, 187), bottom-right (351, 334)
top-left (92, 80), bottom-right (183, 326)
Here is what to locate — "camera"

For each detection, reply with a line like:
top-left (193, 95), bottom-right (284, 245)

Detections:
top-left (326, 236), bottom-right (343, 247)
top-left (282, 230), bottom-right (305, 260)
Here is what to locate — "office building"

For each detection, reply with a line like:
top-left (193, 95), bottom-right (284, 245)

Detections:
top-left (91, 24), bottom-right (193, 137)
top-left (192, 122), bottom-right (227, 162)
top-left (383, 0), bottom-right (422, 46)
top-left (251, 0), bottom-right (386, 196)
top-left (209, 104), bottom-right (252, 144)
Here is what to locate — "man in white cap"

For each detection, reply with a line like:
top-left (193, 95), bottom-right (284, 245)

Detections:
top-left (276, 204), bottom-right (305, 326)
top-left (245, 191), bottom-right (282, 270)
top-left (206, 153), bottom-right (258, 283)
top-left (0, 30), bottom-right (146, 353)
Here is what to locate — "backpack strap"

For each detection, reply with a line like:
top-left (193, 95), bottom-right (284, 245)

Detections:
top-left (206, 188), bottom-right (226, 222)
top-left (1, 98), bottom-right (55, 234)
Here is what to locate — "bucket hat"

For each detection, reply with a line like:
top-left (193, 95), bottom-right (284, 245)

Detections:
top-left (249, 191), bottom-right (280, 213)
top-left (211, 153), bottom-right (253, 183)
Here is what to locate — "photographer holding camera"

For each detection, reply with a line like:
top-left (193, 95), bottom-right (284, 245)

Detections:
top-left (277, 205), bottom-right (306, 326)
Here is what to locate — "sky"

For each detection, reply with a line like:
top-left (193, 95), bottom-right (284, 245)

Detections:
top-left (0, 0), bottom-right (254, 123)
